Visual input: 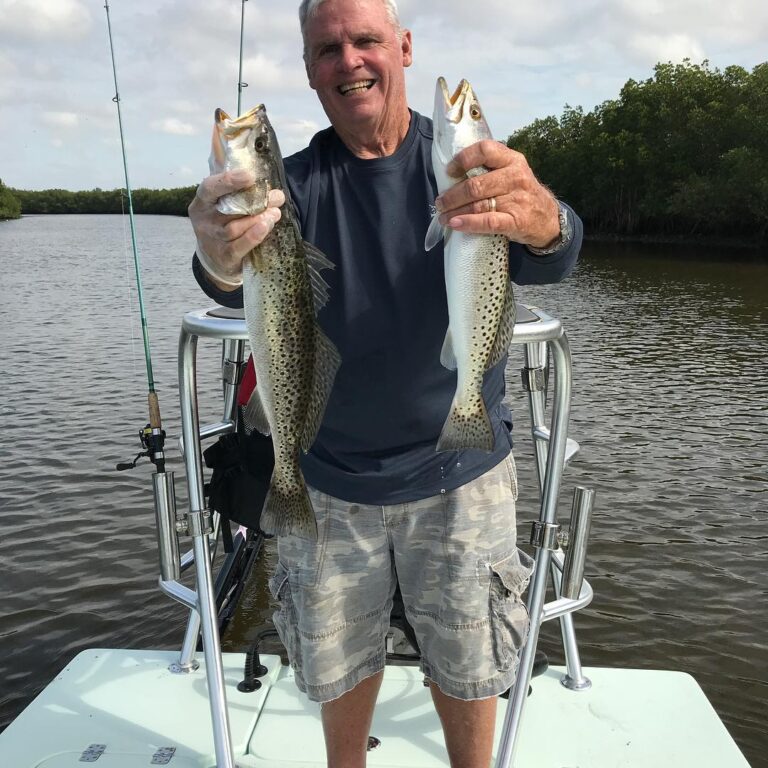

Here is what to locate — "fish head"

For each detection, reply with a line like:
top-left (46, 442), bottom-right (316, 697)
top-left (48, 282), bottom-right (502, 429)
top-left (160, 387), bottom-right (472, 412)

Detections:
top-left (210, 105), bottom-right (289, 216)
top-left (431, 77), bottom-right (493, 190)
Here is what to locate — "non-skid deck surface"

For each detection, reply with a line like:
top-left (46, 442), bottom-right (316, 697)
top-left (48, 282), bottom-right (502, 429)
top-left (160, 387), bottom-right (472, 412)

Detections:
top-left (0, 650), bottom-right (750, 767)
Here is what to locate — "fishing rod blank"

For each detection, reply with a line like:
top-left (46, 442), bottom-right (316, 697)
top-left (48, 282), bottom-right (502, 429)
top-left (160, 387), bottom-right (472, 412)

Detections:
top-left (104, 0), bottom-right (165, 473)
top-left (237, 0), bottom-right (249, 116)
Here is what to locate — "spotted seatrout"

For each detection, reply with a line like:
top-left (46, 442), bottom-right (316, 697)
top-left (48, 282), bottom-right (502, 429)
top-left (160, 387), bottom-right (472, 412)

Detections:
top-left (210, 106), bottom-right (340, 539)
top-left (426, 78), bottom-right (516, 452)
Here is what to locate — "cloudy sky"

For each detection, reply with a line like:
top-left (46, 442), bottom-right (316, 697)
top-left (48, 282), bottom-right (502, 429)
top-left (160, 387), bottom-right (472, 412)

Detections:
top-left (1, 0), bottom-right (765, 191)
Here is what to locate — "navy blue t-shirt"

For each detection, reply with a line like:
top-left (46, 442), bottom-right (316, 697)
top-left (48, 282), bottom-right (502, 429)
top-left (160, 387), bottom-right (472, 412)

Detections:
top-left (194, 110), bottom-right (582, 505)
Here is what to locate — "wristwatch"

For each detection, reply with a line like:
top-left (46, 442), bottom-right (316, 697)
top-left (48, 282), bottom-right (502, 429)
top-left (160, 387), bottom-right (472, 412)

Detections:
top-left (526, 201), bottom-right (572, 256)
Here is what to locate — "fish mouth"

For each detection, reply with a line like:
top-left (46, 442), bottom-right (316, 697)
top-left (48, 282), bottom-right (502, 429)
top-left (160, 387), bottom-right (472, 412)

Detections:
top-left (338, 79), bottom-right (376, 96)
top-left (215, 105), bottom-right (265, 136)
top-left (436, 77), bottom-right (471, 123)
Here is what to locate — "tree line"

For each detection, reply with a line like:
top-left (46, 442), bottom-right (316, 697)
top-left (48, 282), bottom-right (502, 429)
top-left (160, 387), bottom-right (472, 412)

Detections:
top-left (7, 185), bottom-right (197, 217)
top-left (0, 179), bottom-right (21, 220)
top-left (508, 59), bottom-right (768, 244)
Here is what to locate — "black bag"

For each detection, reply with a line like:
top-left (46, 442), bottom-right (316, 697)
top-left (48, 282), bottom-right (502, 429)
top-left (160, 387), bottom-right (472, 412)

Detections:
top-left (203, 413), bottom-right (274, 536)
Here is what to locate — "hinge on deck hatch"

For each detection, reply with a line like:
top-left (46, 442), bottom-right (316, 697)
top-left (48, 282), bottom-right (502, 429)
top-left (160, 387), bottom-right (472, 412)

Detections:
top-left (151, 746), bottom-right (177, 764)
top-left (79, 744), bottom-right (106, 762)
top-left (521, 365), bottom-right (549, 392)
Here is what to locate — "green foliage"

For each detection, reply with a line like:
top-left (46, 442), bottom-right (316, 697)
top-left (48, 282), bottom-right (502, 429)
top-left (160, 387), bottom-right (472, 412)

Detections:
top-left (508, 60), bottom-right (768, 242)
top-left (9, 186), bottom-right (198, 217)
top-left (0, 178), bottom-right (22, 220)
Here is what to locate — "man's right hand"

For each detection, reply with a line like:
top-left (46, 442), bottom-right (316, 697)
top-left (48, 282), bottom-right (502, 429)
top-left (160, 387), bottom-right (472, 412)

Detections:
top-left (188, 169), bottom-right (286, 290)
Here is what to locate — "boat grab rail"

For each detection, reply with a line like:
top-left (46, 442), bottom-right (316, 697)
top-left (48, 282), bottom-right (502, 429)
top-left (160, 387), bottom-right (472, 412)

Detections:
top-left (169, 302), bottom-right (594, 768)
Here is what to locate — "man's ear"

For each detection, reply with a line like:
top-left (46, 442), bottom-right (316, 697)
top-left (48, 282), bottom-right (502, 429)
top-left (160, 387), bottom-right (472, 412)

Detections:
top-left (401, 29), bottom-right (413, 68)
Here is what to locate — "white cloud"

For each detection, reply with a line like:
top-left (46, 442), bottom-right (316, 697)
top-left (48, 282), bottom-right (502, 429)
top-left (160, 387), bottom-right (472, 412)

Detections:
top-left (151, 118), bottom-right (197, 136)
top-left (43, 112), bottom-right (79, 128)
top-left (0, 0), bottom-right (92, 41)
top-left (628, 33), bottom-right (705, 67)
top-left (2, 0), bottom-right (767, 191)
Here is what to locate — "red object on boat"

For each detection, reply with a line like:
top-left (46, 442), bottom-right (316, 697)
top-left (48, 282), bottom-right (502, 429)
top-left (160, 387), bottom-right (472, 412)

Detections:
top-left (238, 355), bottom-right (257, 406)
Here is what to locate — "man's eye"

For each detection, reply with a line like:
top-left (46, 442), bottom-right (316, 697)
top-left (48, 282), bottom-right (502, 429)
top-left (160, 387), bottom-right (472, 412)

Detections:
top-left (318, 45), bottom-right (338, 57)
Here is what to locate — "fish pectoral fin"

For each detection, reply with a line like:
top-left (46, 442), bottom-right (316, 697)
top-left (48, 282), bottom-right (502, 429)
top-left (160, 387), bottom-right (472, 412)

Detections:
top-left (303, 240), bottom-right (335, 314)
top-left (440, 327), bottom-right (458, 370)
top-left (300, 327), bottom-right (341, 452)
top-left (243, 387), bottom-right (271, 436)
top-left (425, 214), bottom-right (448, 251)
top-left (486, 280), bottom-right (517, 370)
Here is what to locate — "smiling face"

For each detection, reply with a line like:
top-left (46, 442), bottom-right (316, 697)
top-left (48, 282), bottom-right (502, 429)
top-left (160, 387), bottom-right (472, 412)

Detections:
top-left (304, 0), bottom-right (413, 156)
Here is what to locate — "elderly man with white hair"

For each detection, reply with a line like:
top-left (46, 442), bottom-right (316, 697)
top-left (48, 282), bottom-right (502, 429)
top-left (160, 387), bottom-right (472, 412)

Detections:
top-left (189, 1), bottom-right (582, 765)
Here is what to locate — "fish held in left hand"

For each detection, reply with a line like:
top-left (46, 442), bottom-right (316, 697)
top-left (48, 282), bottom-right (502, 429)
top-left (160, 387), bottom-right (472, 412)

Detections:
top-left (209, 106), bottom-right (341, 540)
top-left (427, 77), bottom-right (516, 453)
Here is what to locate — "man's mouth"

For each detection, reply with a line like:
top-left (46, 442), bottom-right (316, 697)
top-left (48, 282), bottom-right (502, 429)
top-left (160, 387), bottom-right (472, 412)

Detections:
top-left (338, 79), bottom-right (376, 96)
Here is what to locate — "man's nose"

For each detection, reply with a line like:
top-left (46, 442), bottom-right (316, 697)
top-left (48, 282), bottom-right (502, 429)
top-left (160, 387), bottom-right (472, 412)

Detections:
top-left (336, 43), bottom-right (363, 72)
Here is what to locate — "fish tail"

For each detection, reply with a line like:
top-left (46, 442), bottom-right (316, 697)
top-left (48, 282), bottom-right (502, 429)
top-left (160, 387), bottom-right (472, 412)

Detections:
top-left (436, 393), bottom-right (495, 453)
top-left (259, 474), bottom-right (318, 541)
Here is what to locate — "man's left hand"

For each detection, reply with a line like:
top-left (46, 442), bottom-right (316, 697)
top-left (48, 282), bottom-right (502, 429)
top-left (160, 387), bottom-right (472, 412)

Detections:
top-left (434, 140), bottom-right (560, 250)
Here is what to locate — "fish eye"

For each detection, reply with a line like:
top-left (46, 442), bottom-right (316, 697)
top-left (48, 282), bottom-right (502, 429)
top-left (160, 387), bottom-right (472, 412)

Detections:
top-left (255, 137), bottom-right (268, 152)
top-left (469, 103), bottom-right (482, 120)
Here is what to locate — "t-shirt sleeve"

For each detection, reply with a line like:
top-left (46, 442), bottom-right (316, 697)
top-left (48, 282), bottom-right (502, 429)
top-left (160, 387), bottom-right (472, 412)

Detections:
top-left (508, 201), bottom-right (583, 286)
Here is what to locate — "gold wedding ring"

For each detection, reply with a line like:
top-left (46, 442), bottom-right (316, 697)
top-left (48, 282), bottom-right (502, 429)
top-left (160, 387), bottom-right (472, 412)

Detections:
top-left (488, 196), bottom-right (497, 213)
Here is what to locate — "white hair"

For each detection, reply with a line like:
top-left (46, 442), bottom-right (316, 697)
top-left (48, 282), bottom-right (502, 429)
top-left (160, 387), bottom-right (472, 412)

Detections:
top-left (299, 0), bottom-right (402, 57)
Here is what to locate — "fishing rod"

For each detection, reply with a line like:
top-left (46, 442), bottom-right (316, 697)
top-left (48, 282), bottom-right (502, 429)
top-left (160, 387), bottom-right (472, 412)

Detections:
top-left (237, 0), bottom-right (249, 116)
top-left (104, 0), bottom-right (165, 474)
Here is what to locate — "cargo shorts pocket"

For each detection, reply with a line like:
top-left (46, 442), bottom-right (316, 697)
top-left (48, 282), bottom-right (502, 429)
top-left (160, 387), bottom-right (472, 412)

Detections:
top-left (489, 551), bottom-right (534, 672)
top-left (268, 562), bottom-right (301, 671)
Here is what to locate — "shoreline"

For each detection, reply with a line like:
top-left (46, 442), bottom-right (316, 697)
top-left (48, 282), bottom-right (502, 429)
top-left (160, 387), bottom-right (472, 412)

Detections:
top-left (585, 231), bottom-right (766, 254)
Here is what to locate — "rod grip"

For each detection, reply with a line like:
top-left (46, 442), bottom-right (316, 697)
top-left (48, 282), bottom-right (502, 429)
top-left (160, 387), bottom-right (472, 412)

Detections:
top-left (148, 391), bottom-right (162, 430)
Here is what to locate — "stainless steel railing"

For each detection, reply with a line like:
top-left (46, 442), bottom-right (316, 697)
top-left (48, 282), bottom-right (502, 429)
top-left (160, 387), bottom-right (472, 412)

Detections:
top-left (162, 304), bottom-right (594, 768)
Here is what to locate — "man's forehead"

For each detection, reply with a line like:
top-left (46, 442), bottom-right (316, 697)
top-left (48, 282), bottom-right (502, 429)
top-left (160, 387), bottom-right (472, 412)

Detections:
top-left (308, 22), bottom-right (385, 46)
top-left (305, 1), bottom-right (394, 44)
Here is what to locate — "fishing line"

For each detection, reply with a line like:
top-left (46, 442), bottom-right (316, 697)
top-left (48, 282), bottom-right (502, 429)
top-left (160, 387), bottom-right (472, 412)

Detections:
top-left (104, 0), bottom-right (165, 472)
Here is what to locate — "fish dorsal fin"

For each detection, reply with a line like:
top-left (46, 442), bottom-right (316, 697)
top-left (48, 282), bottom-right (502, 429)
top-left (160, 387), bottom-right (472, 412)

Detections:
top-left (486, 280), bottom-right (517, 370)
top-left (303, 240), bottom-right (334, 314)
top-left (243, 386), bottom-right (271, 436)
top-left (300, 327), bottom-right (341, 451)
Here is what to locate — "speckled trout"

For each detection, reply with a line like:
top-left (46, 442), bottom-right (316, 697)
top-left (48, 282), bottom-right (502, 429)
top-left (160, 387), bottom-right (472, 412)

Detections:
top-left (210, 106), bottom-right (340, 539)
top-left (426, 78), bottom-right (515, 452)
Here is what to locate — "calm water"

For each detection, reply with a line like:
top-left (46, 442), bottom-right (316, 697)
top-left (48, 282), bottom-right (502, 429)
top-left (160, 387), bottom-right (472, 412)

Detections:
top-left (0, 215), bottom-right (766, 765)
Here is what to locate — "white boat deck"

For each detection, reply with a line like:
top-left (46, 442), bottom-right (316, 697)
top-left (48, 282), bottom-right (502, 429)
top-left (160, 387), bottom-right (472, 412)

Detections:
top-left (0, 649), bottom-right (750, 767)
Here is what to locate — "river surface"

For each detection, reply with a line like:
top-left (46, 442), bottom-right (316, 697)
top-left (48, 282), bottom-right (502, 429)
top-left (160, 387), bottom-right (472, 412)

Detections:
top-left (0, 215), bottom-right (766, 765)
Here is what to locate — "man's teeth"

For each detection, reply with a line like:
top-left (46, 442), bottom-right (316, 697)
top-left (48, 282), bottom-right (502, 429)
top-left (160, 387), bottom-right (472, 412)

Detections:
top-left (339, 80), bottom-right (375, 95)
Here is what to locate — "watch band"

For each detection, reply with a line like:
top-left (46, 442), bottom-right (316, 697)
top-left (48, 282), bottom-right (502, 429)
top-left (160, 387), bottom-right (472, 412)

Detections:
top-left (526, 201), bottom-right (572, 256)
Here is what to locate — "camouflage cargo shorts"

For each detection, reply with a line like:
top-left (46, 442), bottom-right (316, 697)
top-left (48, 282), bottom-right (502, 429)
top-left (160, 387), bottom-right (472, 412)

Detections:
top-left (268, 454), bottom-right (534, 703)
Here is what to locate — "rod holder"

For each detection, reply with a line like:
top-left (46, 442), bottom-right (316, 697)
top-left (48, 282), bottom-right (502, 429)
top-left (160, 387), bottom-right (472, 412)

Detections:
top-left (152, 471), bottom-right (181, 582)
top-left (561, 486), bottom-right (595, 600)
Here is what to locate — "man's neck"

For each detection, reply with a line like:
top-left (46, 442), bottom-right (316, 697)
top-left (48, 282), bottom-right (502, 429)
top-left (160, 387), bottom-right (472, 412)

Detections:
top-left (335, 108), bottom-right (412, 159)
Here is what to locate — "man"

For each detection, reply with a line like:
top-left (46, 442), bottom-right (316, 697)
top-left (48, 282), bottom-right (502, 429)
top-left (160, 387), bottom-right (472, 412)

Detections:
top-left (189, 1), bottom-right (582, 766)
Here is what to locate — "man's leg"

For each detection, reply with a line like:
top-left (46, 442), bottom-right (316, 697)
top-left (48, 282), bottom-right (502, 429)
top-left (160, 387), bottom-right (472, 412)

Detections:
top-left (322, 671), bottom-right (384, 768)
top-left (430, 683), bottom-right (497, 768)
